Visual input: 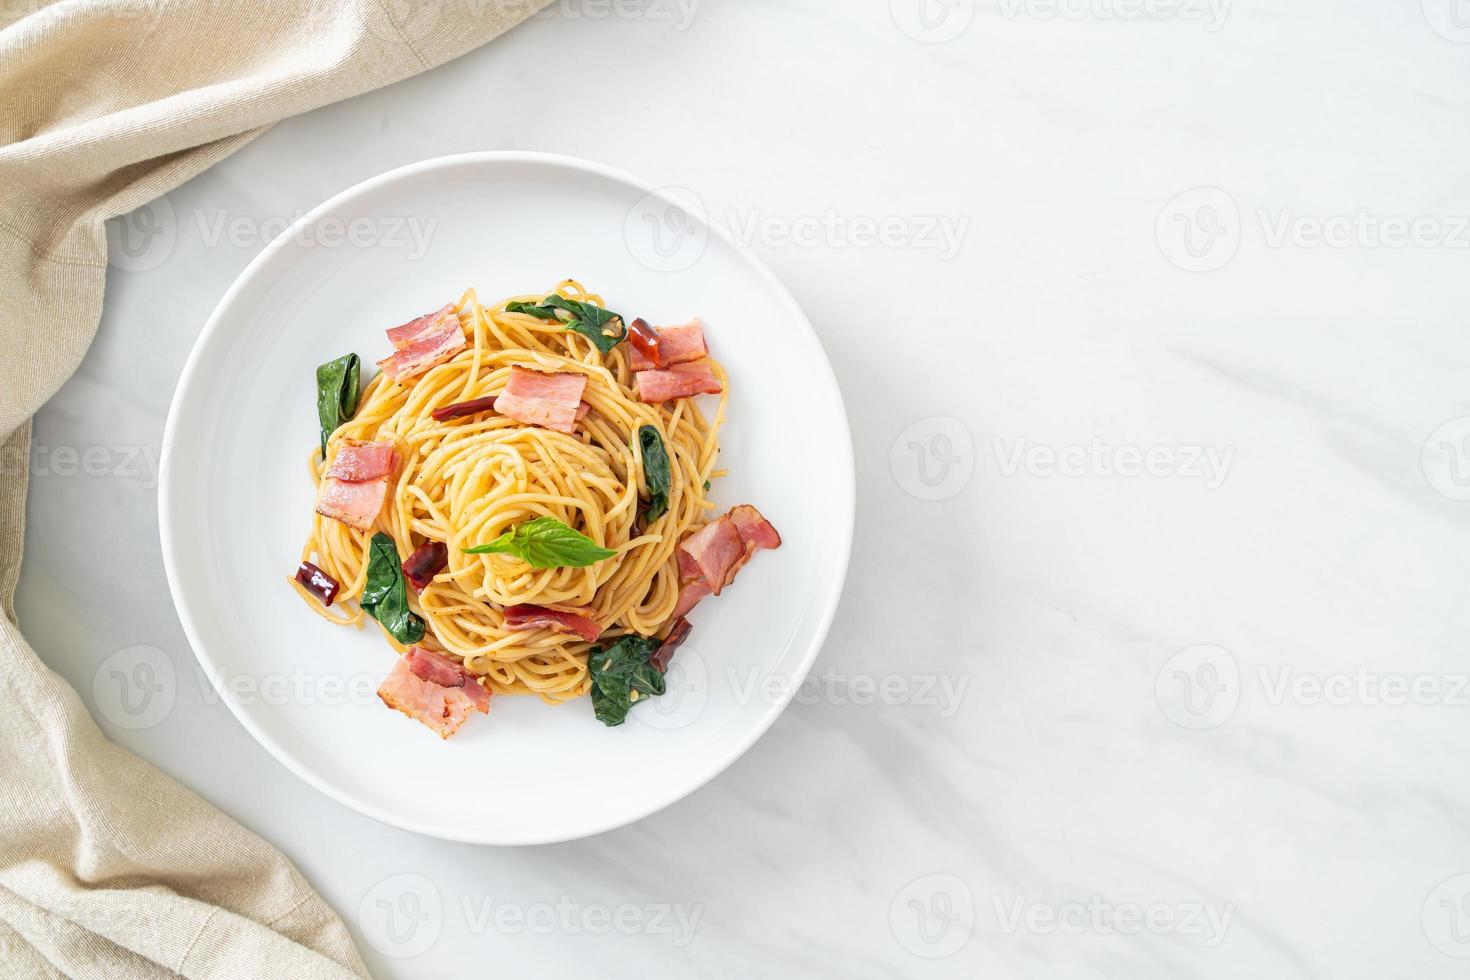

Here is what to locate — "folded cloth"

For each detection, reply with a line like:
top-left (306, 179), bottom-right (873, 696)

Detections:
top-left (0, 1), bottom-right (549, 975)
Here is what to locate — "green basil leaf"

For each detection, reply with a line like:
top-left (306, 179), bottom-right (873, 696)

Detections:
top-left (505, 296), bottom-right (627, 355)
top-left (315, 353), bottom-right (361, 457)
top-left (361, 533), bottom-right (426, 644)
top-left (636, 425), bottom-right (671, 522)
top-left (505, 300), bottom-right (560, 319)
top-left (588, 635), bottom-right (665, 726)
top-left (462, 516), bottom-right (617, 568)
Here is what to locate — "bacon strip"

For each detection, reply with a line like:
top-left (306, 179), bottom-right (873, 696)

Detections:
top-left (672, 504), bottom-right (781, 618)
top-left (386, 304), bottom-right (456, 349)
top-left (493, 367), bottom-right (588, 434)
top-left (629, 318), bottom-right (709, 372)
top-left (406, 646), bottom-right (465, 687)
top-left (324, 440), bottom-right (397, 483)
top-left (677, 516), bottom-right (744, 596)
top-left (378, 307), bottom-right (466, 382)
top-left (502, 604), bottom-right (603, 642)
top-left (315, 475), bottom-right (388, 531)
top-left (672, 579), bottom-right (712, 621)
top-left (635, 359), bottom-right (722, 403)
top-left (377, 651), bottom-right (489, 739)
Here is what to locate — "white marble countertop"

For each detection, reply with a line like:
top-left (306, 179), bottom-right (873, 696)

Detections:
top-left (19, 1), bottom-right (1470, 976)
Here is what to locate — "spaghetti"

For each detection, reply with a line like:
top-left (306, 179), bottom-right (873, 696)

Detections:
top-left (290, 281), bottom-right (726, 704)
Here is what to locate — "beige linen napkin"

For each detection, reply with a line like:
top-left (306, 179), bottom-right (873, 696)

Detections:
top-left (0, 2), bottom-right (548, 975)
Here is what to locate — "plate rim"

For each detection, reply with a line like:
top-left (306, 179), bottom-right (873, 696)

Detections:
top-left (158, 151), bottom-right (854, 845)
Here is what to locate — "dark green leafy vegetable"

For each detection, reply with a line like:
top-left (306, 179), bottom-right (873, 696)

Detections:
top-left (636, 425), bottom-right (671, 522)
top-left (588, 635), bottom-right (666, 726)
top-left (505, 300), bottom-right (559, 318)
top-left (504, 295), bottom-right (627, 355)
top-left (315, 353), bottom-right (361, 457)
top-left (462, 516), bottom-right (617, 568)
top-left (361, 533), bottom-right (426, 644)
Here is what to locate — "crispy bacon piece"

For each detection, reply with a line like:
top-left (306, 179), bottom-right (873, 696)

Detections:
top-left (324, 440), bottom-right (397, 483)
top-left (672, 504), bottom-right (781, 617)
top-left (629, 318), bottom-right (709, 372)
top-left (634, 359), bottom-right (722, 403)
top-left (502, 604), bottom-right (603, 642)
top-left (431, 396), bottom-right (499, 422)
top-left (378, 306), bottom-right (466, 382)
top-left (406, 646), bottom-right (466, 687)
top-left (295, 561), bottom-right (340, 606)
top-left (314, 475), bottom-right (388, 531)
top-left (677, 516), bottom-right (745, 596)
top-left (651, 618), bottom-right (693, 672)
top-left (402, 541), bottom-right (448, 590)
top-left (672, 579), bottom-right (712, 620)
top-left (493, 367), bottom-right (588, 434)
top-left (377, 651), bottom-right (489, 739)
top-left (386, 304), bottom-right (456, 349)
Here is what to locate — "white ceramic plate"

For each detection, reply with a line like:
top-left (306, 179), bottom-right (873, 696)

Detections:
top-left (159, 153), bottom-right (853, 844)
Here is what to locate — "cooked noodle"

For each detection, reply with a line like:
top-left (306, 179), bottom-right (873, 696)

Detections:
top-left (289, 281), bottom-right (726, 702)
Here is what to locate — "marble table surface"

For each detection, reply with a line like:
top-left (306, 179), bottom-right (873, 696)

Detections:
top-left (19, 1), bottom-right (1470, 976)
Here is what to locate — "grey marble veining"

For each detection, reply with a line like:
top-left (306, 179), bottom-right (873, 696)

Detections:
top-left (16, 1), bottom-right (1470, 976)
